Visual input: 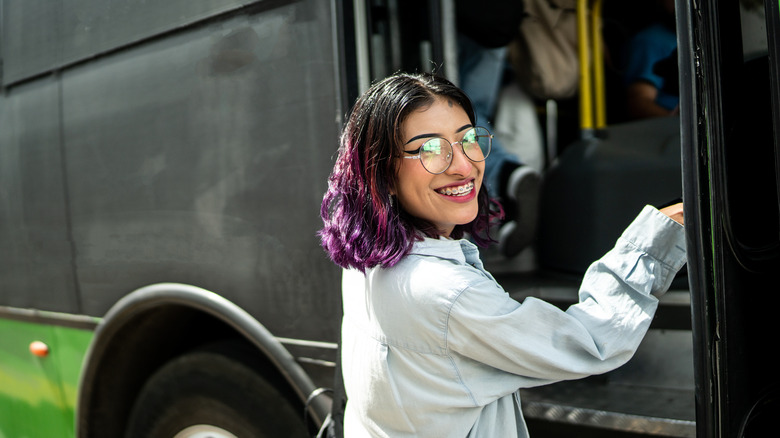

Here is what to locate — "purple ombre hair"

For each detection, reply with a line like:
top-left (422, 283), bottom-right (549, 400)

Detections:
top-left (319, 72), bottom-right (501, 272)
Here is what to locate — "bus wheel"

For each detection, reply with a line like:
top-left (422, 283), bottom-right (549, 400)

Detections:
top-left (124, 345), bottom-right (309, 438)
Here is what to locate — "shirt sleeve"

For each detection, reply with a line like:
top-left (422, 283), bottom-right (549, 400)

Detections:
top-left (446, 205), bottom-right (686, 384)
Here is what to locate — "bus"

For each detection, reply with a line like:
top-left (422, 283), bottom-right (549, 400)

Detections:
top-left (0, 0), bottom-right (777, 437)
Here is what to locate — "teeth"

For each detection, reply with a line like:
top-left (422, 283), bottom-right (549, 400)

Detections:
top-left (438, 181), bottom-right (474, 196)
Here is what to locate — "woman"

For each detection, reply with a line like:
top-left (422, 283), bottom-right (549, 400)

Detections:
top-left (320, 72), bottom-right (685, 437)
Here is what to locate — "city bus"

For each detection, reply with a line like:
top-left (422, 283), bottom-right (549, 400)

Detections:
top-left (0, 0), bottom-right (777, 437)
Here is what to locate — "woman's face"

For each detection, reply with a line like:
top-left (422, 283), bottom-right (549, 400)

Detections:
top-left (393, 97), bottom-right (484, 237)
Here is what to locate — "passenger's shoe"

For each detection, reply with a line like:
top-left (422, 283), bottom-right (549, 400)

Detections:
top-left (498, 165), bottom-right (541, 258)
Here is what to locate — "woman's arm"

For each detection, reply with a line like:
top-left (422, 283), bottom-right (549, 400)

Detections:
top-left (447, 205), bottom-right (686, 385)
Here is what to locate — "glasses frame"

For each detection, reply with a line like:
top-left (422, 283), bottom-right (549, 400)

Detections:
top-left (402, 126), bottom-right (492, 175)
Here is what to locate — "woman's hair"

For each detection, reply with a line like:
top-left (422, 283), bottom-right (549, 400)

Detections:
top-left (319, 72), bottom-right (500, 272)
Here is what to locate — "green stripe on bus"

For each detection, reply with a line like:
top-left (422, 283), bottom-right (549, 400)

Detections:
top-left (0, 317), bottom-right (95, 438)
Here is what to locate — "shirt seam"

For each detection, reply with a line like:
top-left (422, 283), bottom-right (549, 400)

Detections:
top-left (443, 282), bottom-right (480, 407)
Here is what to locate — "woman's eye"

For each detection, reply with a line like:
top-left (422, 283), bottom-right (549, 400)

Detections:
top-left (422, 139), bottom-right (444, 154)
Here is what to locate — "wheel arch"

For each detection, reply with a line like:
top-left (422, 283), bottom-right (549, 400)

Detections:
top-left (75, 282), bottom-right (329, 438)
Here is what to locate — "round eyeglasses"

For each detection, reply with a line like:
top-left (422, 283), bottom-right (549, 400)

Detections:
top-left (402, 126), bottom-right (492, 174)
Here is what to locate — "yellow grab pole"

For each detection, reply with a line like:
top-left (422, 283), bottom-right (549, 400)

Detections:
top-left (577, 0), bottom-right (593, 135)
top-left (591, 0), bottom-right (606, 130)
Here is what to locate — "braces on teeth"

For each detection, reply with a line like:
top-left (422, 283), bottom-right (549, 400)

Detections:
top-left (439, 182), bottom-right (474, 196)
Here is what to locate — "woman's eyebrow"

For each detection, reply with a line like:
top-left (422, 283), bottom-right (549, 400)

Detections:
top-left (404, 133), bottom-right (436, 145)
top-left (404, 124), bottom-right (473, 145)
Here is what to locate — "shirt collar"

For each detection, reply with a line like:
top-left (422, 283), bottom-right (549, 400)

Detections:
top-left (409, 237), bottom-right (482, 266)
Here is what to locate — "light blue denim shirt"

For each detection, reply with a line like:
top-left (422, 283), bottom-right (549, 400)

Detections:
top-left (341, 205), bottom-right (687, 437)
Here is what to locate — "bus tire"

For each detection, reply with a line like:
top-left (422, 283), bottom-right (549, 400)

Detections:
top-left (124, 344), bottom-right (309, 438)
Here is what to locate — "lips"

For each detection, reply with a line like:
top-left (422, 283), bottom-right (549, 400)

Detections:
top-left (436, 180), bottom-right (475, 197)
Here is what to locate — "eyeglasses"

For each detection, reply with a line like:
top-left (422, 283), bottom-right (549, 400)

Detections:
top-left (402, 126), bottom-right (492, 174)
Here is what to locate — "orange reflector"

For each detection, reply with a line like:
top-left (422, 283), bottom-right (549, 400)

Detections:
top-left (29, 341), bottom-right (49, 357)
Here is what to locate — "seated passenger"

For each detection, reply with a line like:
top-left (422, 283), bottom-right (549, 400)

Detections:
top-left (622, 0), bottom-right (679, 120)
top-left (456, 0), bottom-right (541, 258)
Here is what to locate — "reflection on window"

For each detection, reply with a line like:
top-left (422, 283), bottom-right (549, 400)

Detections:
top-left (740, 0), bottom-right (768, 60)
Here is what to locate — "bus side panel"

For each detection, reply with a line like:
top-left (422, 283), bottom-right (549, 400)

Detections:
top-left (1, 0), bottom-right (281, 85)
top-left (0, 78), bottom-right (81, 313)
top-left (60, 1), bottom-right (343, 341)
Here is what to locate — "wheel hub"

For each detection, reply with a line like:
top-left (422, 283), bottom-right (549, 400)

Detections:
top-left (172, 425), bottom-right (239, 438)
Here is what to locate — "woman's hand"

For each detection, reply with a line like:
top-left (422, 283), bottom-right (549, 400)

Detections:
top-left (659, 203), bottom-right (684, 225)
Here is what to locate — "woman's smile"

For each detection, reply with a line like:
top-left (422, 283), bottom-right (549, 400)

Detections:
top-left (435, 180), bottom-right (476, 199)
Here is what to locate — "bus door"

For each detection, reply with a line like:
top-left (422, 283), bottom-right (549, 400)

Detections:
top-left (678, 0), bottom-right (780, 436)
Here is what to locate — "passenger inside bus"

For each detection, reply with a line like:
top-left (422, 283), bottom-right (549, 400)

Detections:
top-left (319, 72), bottom-right (686, 438)
top-left (455, 0), bottom-right (541, 259)
top-left (621, 0), bottom-right (679, 120)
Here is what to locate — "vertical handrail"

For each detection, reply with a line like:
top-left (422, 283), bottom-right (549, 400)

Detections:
top-left (577, 0), bottom-right (606, 137)
top-left (353, 0), bottom-right (371, 94)
top-left (591, 0), bottom-right (606, 131)
top-left (440, 0), bottom-right (459, 85)
top-left (577, 0), bottom-right (594, 138)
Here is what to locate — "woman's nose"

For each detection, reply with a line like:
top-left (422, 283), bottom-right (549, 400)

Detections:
top-left (446, 143), bottom-right (473, 176)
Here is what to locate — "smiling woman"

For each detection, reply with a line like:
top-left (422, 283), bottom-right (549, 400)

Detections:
top-left (319, 73), bottom-right (501, 272)
top-left (394, 98), bottom-right (487, 236)
top-left (319, 72), bottom-right (687, 437)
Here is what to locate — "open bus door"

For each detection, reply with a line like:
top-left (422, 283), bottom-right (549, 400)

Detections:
top-left (521, 1), bottom-right (780, 436)
top-left (489, 2), bottom-right (695, 436)
top-left (678, 0), bottom-right (780, 436)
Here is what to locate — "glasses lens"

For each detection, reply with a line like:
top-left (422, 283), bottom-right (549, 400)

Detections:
top-left (460, 127), bottom-right (491, 162)
top-left (420, 138), bottom-right (452, 174)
